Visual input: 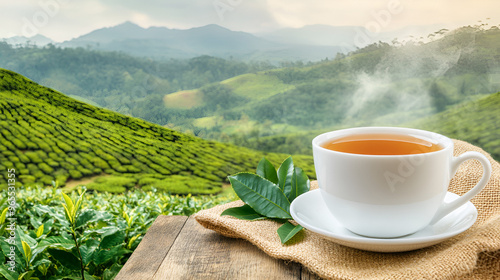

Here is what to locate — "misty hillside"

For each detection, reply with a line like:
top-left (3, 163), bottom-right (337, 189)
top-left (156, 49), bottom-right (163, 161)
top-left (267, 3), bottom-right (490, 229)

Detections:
top-left (161, 26), bottom-right (500, 141)
top-left (0, 69), bottom-right (314, 192)
top-left (412, 92), bottom-right (500, 160)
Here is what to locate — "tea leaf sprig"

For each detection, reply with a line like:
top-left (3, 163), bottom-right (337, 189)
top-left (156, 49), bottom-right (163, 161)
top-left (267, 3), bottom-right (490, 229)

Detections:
top-left (222, 157), bottom-right (310, 244)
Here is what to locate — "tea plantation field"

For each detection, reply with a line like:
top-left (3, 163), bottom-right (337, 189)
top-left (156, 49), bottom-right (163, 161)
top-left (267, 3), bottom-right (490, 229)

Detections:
top-left (0, 69), bottom-right (314, 194)
top-left (411, 91), bottom-right (500, 160)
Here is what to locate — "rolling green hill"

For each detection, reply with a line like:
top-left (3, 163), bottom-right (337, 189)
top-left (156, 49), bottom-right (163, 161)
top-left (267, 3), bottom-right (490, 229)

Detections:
top-left (410, 92), bottom-right (500, 160)
top-left (0, 69), bottom-right (314, 193)
top-left (164, 72), bottom-right (295, 110)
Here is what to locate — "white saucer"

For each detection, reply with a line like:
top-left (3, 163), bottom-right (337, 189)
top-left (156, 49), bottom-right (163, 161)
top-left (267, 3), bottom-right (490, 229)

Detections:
top-left (290, 189), bottom-right (477, 252)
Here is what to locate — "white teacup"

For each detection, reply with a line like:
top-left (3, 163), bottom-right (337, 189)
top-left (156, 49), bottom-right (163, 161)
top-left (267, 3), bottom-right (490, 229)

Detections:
top-left (312, 127), bottom-right (492, 238)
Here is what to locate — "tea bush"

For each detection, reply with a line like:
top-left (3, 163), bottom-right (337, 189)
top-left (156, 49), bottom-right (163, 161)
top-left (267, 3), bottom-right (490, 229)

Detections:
top-left (0, 185), bottom-right (237, 280)
top-left (86, 176), bottom-right (137, 193)
top-left (140, 175), bottom-right (221, 195)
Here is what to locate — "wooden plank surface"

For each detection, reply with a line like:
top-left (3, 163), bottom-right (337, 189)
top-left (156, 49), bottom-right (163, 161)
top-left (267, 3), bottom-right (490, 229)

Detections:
top-left (120, 215), bottom-right (500, 279)
top-left (117, 215), bottom-right (322, 280)
top-left (153, 217), bottom-right (302, 280)
top-left (115, 215), bottom-right (188, 280)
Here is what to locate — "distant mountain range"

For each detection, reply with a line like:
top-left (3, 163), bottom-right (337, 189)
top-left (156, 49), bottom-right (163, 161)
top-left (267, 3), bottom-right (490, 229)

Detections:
top-left (57, 22), bottom-right (345, 62)
top-left (1, 34), bottom-right (54, 46)
top-left (1, 22), bottom-right (445, 62)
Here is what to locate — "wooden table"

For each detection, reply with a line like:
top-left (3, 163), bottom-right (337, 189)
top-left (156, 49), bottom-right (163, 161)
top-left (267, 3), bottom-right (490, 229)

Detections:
top-left (115, 215), bottom-right (321, 280)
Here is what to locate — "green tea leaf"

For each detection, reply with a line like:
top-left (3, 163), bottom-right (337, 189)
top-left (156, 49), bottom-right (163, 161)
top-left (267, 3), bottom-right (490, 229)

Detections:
top-left (221, 204), bottom-right (267, 220)
top-left (36, 224), bottom-right (44, 238)
top-left (0, 266), bottom-right (17, 280)
top-left (2, 229), bottom-right (23, 267)
top-left (80, 239), bottom-right (99, 266)
top-left (73, 200), bottom-right (82, 218)
top-left (127, 234), bottom-right (141, 249)
top-left (21, 241), bottom-right (32, 264)
top-left (33, 205), bottom-right (68, 225)
top-left (15, 227), bottom-right (36, 262)
top-left (73, 190), bottom-right (86, 216)
top-left (256, 158), bottom-right (278, 184)
top-left (62, 193), bottom-right (74, 216)
top-left (228, 173), bottom-right (291, 219)
top-left (38, 264), bottom-right (49, 276)
top-left (84, 270), bottom-right (99, 280)
top-left (103, 263), bottom-right (123, 280)
top-left (277, 222), bottom-right (304, 244)
top-left (98, 226), bottom-right (120, 236)
top-left (75, 209), bottom-right (98, 228)
top-left (0, 245), bottom-right (4, 264)
top-left (32, 259), bottom-right (51, 276)
top-left (62, 204), bottom-right (73, 224)
top-left (61, 276), bottom-right (88, 280)
top-left (123, 211), bottom-right (130, 224)
top-left (18, 271), bottom-right (36, 280)
top-left (0, 208), bottom-right (8, 224)
top-left (278, 156), bottom-right (294, 195)
top-left (100, 229), bottom-right (125, 249)
top-left (35, 236), bottom-right (75, 252)
top-left (47, 248), bottom-right (81, 270)
top-left (94, 245), bottom-right (130, 265)
top-left (288, 167), bottom-right (310, 202)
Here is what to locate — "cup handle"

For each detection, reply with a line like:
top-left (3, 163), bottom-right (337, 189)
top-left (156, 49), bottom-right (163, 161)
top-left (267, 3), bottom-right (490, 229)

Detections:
top-left (429, 151), bottom-right (492, 225)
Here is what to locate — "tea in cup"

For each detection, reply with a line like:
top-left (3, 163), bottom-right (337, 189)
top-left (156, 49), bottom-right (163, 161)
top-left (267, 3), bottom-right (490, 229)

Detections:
top-left (312, 127), bottom-right (492, 238)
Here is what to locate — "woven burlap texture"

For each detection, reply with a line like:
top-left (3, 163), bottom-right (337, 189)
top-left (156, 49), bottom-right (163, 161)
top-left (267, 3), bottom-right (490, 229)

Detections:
top-left (194, 140), bottom-right (500, 280)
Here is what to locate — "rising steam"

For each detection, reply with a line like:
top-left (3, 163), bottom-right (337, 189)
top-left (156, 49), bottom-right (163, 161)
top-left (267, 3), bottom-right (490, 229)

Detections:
top-left (344, 27), bottom-right (478, 125)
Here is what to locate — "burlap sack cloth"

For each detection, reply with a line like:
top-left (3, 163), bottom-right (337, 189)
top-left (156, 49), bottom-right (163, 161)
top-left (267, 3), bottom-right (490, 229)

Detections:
top-left (195, 140), bottom-right (500, 279)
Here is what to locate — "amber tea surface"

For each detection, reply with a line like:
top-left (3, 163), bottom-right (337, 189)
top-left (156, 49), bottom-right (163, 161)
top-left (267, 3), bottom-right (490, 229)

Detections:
top-left (321, 133), bottom-right (442, 155)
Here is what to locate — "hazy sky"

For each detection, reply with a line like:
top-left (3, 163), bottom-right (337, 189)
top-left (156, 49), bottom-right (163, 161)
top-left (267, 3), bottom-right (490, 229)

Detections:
top-left (1, 0), bottom-right (499, 41)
